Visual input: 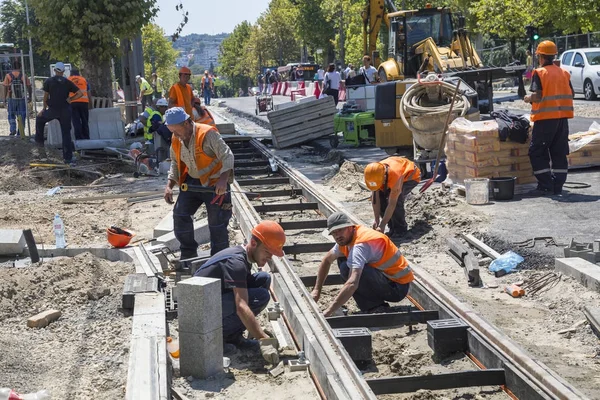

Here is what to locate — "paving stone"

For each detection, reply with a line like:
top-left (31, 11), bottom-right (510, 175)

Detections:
top-left (155, 218), bottom-right (210, 251)
top-left (555, 258), bottom-right (600, 293)
top-left (27, 309), bottom-right (61, 328)
top-left (0, 229), bottom-right (26, 255)
top-left (153, 211), bottom-right (174, 238)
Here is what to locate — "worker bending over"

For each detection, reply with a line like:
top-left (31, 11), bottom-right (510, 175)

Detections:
top-left (364, 156), bottom-right (421, 238)
top-left (163, 107), bottom-right (234, 259)
top-left (311, 212), bottom-right (414, 315)
top-left (192, 97), bottom-right (216, 127)
top-left (194, 220), bottom-right (285, 363)
top-left (524, 40), bottom-right (574, 196)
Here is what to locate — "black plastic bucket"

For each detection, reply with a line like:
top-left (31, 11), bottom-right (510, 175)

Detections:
top-left (490, 177), bottom-right (516, 200)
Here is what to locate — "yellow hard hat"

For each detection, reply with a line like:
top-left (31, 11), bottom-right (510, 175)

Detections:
top-left (364, 162), bottom-right (386, 191)
top-left (536, 40), bottom-right (557, 56)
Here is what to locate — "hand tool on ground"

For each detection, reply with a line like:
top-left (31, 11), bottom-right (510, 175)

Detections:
top-left (419, 80), bottom-right (461, 194)
top-left (180, 182), bottom-right (262, 199)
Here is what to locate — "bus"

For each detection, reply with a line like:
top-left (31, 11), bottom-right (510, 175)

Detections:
top-left (277, 63), bottom-right (320, 82)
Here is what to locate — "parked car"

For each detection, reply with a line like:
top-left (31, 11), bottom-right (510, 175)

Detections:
top-left (560, 48), bottom-right (600, 100)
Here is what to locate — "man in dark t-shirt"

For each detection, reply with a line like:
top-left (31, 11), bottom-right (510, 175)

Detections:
top-left (35, 62), bottom-right (83, 164)
top-left (194, 220), bottom-right (286, 363)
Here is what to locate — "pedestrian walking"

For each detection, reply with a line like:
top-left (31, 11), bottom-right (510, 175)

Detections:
top-left (523, 40), bottom-right (574, 196)
top-left (201, 70), bottom-right (214, 106)
top-left (2, 60), bottom-right (31, 136)
top-left (163, 107), bottom-right (234, 259)
top-left (35, 62), bottom-right (84, 165)
top-left (68, 68), bottom-right (91, 140)
top-left (136, 75), bottom-right (154, 109)
top-left (168, 67), bottom-right (194, 117)
top-left (323, 63), bottom-right (341, 105)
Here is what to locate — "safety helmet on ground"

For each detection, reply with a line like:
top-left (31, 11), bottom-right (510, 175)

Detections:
top-left (536, 40), bottom-right (558, 56)
top-left (364, 162), bottom-right (386, 191)
top-left (251, 220), bottom-right (286, 257)
top-left (156, 98), bottom-right (168, 107)
top-left (179, 66), bottom-right (191, 75)
top-left (107, 227), bottom-right (134, 248)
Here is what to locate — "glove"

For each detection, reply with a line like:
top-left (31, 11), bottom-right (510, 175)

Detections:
top-left (259, 337), bottom-right (279, 365)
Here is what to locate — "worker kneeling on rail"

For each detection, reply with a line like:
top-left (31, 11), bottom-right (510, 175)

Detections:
top-left (311, 212), bottom-right (414, 315)
top-left (194, 220), bottom-right (285, 363)
top-left (163, 107), bottom-right (234, 259)
top-left (364, 156), bottom-right (421, 238)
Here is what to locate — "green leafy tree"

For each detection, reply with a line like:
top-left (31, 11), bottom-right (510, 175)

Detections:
top-left (538, 0), bottom-right (600, 34)
top-left (30, 0), bottom-right (159, 97)
top-left (253, 0), bottom-right (300, 67)
top-left (294, 0), bottom-right (335, 64)
top-left (217, 21), bottom-right (253, 93)
top-left (142, 23), bottom-right (178, 87)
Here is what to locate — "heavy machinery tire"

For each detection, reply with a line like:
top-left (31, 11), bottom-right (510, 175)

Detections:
top-left (584, 80), bottom-right (597, 101)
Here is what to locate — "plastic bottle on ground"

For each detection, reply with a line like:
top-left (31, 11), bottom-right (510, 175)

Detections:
top-left (0, 389), bottom-right (51, 400)
top-left (53, 214), bottom-right (66, 249)
top-left (167, 337), bottom-right (180, 358)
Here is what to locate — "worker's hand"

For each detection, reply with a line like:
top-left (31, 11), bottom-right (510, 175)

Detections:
top-left (164, 186), bottom-right (174, 204)
top-left (310, 289), bottom-right (320, 303)
top-left (375, 226), bottom-right (383, 233)
top-left (323, 308), bottom-right (334, 318)
top-left (523, 95), bottom-right (531, 104)
top-left (372, 219), bottom-right (380, 229)
top-left (259, 338), bottom-right (279, 365)
top-left (215, 176), bottom-right (228, 196)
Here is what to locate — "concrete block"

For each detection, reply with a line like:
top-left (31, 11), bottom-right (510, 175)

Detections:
top-left (27, 309), bottom-right (61, 328)
top-left (153, 211), bottom-right (174, 238)
top-left (555, 258), bottom-right (600, 293)
top-left (155, 218), bottom-right (210, 251)
top-left (179, 329), bottom-right (223, 378)
top-left (177, 277), bottom-right (222, 335)
top-left (0, 229), bottom-right (26, 255)
top-left (47, 107), bottom-right (124, 148)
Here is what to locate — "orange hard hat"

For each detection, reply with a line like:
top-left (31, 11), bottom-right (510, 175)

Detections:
top-left (179, 66), bottom-right (192, 75)
top-left (536, 40), bottom-right (557, 56)
top-left (107, 227), bottom-right (134, 248)
top-left (251, 220), bottom-right (286, 257)
top-left (364, 162), bottom-right (386, 191)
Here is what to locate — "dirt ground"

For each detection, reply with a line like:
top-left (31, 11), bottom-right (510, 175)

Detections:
top-left (0, 253), bottom-right (133, 398)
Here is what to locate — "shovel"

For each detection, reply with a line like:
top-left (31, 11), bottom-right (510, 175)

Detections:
top-left (419, 80), bottom-right (461, 194)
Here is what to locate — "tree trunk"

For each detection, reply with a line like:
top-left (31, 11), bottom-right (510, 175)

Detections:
top-left (510, 38), bottom-right (517, 59)
top-left (339, 10), bottom-right (346, 65)
top-left (81, 48), bottom-right (112, 99)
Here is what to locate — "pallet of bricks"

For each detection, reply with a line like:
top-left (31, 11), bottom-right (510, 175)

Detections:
top-left (445, 118), bottom-right (537, 186)
top-left (567, 122), bottom-right (600, 168)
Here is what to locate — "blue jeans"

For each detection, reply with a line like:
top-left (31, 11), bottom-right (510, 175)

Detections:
top-left (338, 258), bottom-right (410, 311)
top-left (173, 176), bottom-right (232, 259)
top-left (222, 271), bottom-right (271, 342)
top-left (203, 88), bottom-right (211, 106)
top-left (7, 98), bottom-right (26, 134)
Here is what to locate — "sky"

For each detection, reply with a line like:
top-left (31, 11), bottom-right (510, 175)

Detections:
top-left (155, 0), bottom-right (271, 36)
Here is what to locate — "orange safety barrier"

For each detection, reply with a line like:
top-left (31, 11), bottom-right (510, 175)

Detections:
top-left (272, 82), bottom-right (279, 95)
top-left (290, 81), bottom-right (306, 101)
top-left (276, 81), bottom-right (283, 95)
top-left (282, 82), bottom-right (289, 96)
top-left (314, 81), bottom-right (321, 98)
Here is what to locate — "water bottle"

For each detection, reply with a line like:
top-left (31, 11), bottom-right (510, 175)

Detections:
top-left (53, 214), bottom-right (66, 249)
top-left (0, 388), bottom-right (51, 400)
top-left (166, 337), bottom-right (179, 358)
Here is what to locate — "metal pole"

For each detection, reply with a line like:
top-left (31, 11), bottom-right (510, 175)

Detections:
top-left (20, 50), bottom-right (31, 137)
top-left (24, 0), bottom-right (37, 116)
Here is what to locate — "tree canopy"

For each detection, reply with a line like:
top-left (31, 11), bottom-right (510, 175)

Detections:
top-left (142, 23), bottom-right (179, 86)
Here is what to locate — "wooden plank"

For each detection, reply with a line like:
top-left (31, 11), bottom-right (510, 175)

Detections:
top-left (326, 310), bottom-right (439, 329)
top-left (462, 234), bottom-right (502, 259)
top-left (255, 189), bottom-right (301, 198)
top-left (254, 202), bottom-right (319, 212)
top-left (62, 190), bottom-right (165, 204)
top-left (300, 274), bottom-right (346, 287)
top-left (237, 177), bottom-right (290, 186)
top-left (271, 116), bottom-right (336, 138)
top-left (283, 242), bottom-right (333, 254)
top-left (279, 219), bottom-right (327, 230)
top-left (267, 96), bottom-right (335, 119)
top-left (275, 123), bottom-right (336, 149)
top-left (270, 109), bottom-right (337, 130)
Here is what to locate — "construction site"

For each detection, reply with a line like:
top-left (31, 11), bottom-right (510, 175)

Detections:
top-left (1, 0), bottom-right (600, 399)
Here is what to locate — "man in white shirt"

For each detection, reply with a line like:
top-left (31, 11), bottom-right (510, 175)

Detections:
top-left (359, 56), bottom-right (378, 84)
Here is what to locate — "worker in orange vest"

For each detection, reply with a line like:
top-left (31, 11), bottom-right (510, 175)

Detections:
top-left (163, 107), bottom-right (234, 259)
top-left (192, 97), bottom-right (216, 127)
top-left (201, 70), bottom-right (213, 106)
top-left (168, 66), bottom-right (194, 116)
top-left (524, 40), bottom-right (574, 196)
top-left (364, 156), bottom-right (421, 238)
top-left (311, 212), bottom-right (414, 315)
top-left (68, 69), bottom-right (91, 140)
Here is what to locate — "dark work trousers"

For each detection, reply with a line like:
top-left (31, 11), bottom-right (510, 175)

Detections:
top-left (338, 258), bottom-right (410, 311)
top-left (327, 88), bottom-right (339, 105)
top-left (71, 102), bottom-right (90, 140)
top-left (173, 176), bottom-right (232, 260)
top-left (141, 94), bottom-right (153, 109)
top-left (529, 118), bottom-right (570, 194)
top-left (221, 271), bottom-right (271, 342)
top-left (35, 106), bottom-right (73, 162)
top-left (377, 179), bottom-right (419, 235)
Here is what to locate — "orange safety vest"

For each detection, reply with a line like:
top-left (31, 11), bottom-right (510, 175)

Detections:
top-left (530, 65), bottom-right (574, 122)
top-left (171, 83), bottom-right (194, 116)
top-left (68, 75), bottom-right (89, 103)
top-left (171, 123), bottom-right (223, 187)
top-left (193, 106), bottom-right (216, 127)
top-left (339, 226), bottom-right (414, 284)
top-left (381, 156), bottom-right (421, 191)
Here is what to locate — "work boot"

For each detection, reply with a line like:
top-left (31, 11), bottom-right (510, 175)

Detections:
top-left (525, 187), bottom-right (551, 197)
top-left (9, 131), bottom-right (16, 136)
top-left (223, 343), bottom-right (238, 356)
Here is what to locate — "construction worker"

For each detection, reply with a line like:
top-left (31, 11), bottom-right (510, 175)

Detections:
top-left (192, 97), bottom-right (216, 127)
top-left (168, 66), bottom-right (194, 117)
top-left (194, 220), bottom-right (284, 361)
top-left (201, 70), bottom-right (214, 106)
top-left (163, 107), bottom-right (234, 259)
top-left (1, 60), bottom-right (31, 136)
top-left (139, 98), bottom-right (169, 142)
top-left (150, 72), bottom-right (165, 100)
top-left (524, 40), bottom-right (574, 196)
top-left (364, 157), bottom-right (421, 238)
top-left (136, 75), bottom-right (154, 109)
top-left (68, 68), bottom-right (91, 140)
top-left (36, 62), bottom-right (84, 165)
top-left (311, 212), bottom-right (414, 315)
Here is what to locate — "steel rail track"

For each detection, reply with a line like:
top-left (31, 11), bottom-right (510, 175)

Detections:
top-left (223, 135), bottom-right (587, 400)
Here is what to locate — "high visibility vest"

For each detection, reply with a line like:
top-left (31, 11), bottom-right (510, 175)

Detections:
top-left (531, 65), bottom-right (574, 122)
top-left (339, 226), bottom-right (414, 284)
top-left (68, 75), bottom-right (89, 103)
top-left (381, 156), bottom-right (421, 191)
top-left (143, 106), bottom-right (162, 140)
top-left (171, 123), bottom-right (223, 187)
top-left (171, 83), bottom-right (193, 116)
top-left (193, 106), bottom-right (216, 128)
top-left (139, 78), bottom-right (154, 95)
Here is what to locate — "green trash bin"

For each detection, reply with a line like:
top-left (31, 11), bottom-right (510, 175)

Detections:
top-left (333, 111), bottom-right (375, 147)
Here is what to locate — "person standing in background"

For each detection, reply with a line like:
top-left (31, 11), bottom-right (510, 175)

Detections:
top-left (68, 68), bottom-right (91, 140)
top-left (323, 63), bottom-right (341, 105)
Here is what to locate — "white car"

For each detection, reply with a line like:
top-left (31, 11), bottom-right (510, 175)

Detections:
top-left (560, 48), bottom-right (600, 100)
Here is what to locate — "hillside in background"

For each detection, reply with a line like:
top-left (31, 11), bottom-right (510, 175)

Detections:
top-left (172, 33), bottom-right (229, 74)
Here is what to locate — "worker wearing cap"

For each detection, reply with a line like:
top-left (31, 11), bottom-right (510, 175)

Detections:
top-left (139, 98), bottom-right (169, 142)
top-left (169, 67), bottom-right (194, 116)
top-left (194, 220), bottom-right (285, 362)
top-left (311, 212), bottom-right (414, 315)
top-left (524, 40), bottom-right (574, 196)
top-left (364, 157), bottom-right (421, 238)
top-left (35, 62), bottom-right (84, 165)
top-left (136, 75), bottom-right (154, 109)
top-left (163, 107), bottom-right (234, 259)
top-left (192, 97), bottom-right (216, 127)
top-left (201, 70), bottom-right (213, 106)
top-left (68, 68), bottom-right (91, 140)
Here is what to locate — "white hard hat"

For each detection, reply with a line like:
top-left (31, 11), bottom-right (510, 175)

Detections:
top-left (156, 98), bottom-right (168, 106)
top-left (135, 75), bottom-right (141, 80)
top-left (130, 142), bottom-right (143, 150)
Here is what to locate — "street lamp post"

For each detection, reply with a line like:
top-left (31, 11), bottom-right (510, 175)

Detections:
top-left (24, 0), bottom-right (36, 115)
